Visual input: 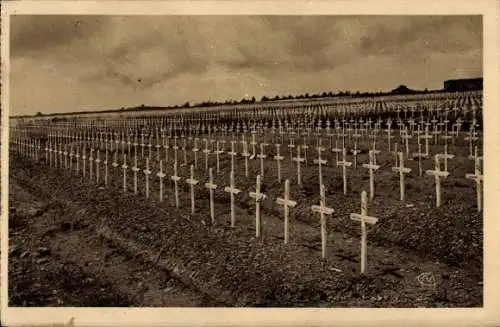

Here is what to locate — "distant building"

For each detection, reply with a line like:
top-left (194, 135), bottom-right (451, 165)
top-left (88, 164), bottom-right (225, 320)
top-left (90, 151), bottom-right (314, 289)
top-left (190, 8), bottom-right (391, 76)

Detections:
top-left (444, 78), bottom-right (483, 92)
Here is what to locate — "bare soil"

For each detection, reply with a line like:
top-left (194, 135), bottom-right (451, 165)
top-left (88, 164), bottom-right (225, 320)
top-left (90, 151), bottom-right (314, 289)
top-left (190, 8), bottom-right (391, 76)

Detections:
top-left (8, 133), bottom-right (482, 307)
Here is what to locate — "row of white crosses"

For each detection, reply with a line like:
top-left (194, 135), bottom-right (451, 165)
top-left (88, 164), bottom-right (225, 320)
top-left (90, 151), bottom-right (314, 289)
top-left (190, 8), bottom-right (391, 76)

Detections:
top-left (33, 123), bottom-right (483, 212)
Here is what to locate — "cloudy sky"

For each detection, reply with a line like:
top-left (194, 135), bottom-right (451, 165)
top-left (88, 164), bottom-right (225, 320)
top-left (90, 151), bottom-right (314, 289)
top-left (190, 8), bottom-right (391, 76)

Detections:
top-left (10, 15), bottom-right (482, 116)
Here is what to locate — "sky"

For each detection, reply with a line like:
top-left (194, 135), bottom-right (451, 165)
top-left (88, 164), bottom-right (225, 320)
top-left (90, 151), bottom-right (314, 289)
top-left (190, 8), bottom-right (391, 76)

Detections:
top-left (10, 15), bottom-right (482, 116)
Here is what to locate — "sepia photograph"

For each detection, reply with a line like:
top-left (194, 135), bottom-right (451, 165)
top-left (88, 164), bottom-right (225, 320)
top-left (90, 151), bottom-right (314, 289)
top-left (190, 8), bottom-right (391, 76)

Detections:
top-left (2, 0), bottom-right (499, 326)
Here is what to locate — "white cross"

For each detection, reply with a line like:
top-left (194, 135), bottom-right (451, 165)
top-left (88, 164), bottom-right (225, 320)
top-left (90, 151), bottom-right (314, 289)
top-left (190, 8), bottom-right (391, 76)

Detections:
top-left (293, 145), bottom-right (305, 185)
top-left (350, 190), bottom-right (379, 275)
top-left (437, 144), bottom-right (454, 172)
top-left (171, 161), bottom-right (181, 208)
top-left (82, 148), bottom-right (88, 178)
top-left (121, 154), bottom-right (128, 193)
top-left (362, 150), bottom-right (380, 200)
top-left (205, 168), bottom-right (218, 223)
top-left (274, 143), bottom-right (284, 183)
top-left (466, 156), bottom-right (483, 212)
top-left (185, 165), bottom-right (199, 214)
top-left (95, 150), bottom-right (100, 183)
top-left (131, 155), bottom-right (140, 195)
top-left (156, 160), bottom-right (166, 202)
top-left (250, 132), bottom-right (257, 159)
top-left (257, 142), bottom-right (267, 178)
top-left (313, 140), bottom-right (327, 188)
top-left (215, 140), bottom-right (224, 173)
top-left (192, 138), bottom-right (199, 168)
top-left (337, 148), bottom-right (352, 195)
top-left (228, 140), bottom-right (237, 173)
top-left (203, 138), bottom-right (211, 170)
top-left (426, 155), bottom-right (449, 208)
top-left (392, 152), bottom-right (411, 201)
top-left (276, 179), bottom-right (297, 244)
top-left (249, 174), bottom-right (267, 238)
top-left (241, 141), bottom-right (250, 177)
top-left (224, 171), bottom-right (241, 228)
top-left (143, 157), bottom-right (152, 199)
top-left (311, 184), bottom-right (334, 259)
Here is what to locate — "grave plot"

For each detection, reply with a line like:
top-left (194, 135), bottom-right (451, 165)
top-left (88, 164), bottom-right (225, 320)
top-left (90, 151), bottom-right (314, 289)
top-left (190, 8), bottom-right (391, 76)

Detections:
top-left (9, 91), bottom-right (484, 307)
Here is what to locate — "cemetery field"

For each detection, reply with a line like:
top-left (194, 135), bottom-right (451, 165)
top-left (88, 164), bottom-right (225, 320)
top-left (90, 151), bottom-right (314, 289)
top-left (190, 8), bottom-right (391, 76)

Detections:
top-left (8, 128), bottom-right (483, 307)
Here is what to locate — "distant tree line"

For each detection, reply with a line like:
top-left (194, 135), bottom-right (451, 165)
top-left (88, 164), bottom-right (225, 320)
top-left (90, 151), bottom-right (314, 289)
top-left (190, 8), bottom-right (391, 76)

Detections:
top-left (13, 87), bottom-right (445, 119)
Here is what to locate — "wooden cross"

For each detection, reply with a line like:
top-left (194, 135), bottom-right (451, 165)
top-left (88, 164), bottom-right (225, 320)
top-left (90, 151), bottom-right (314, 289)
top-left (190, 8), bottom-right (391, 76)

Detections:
top-left (257, 143), bottom-right (267, 178)
top-left (466, 156), bottom-right (483, 212)
top-left (437, 144), bottom-right (454, 172)
top-left (337, 148), bottom-right (352, 195)
top-left (414, 143), bottom-right (425, 176)
top-left (241, 141), bottom-right (250, 177)
top-left (156, 160), bottom-right (166, 202)
top-left (89, 148), bottom-right (94, 181)
top-left (287, 139), bottom-right (295, 164)
top-left (250, 132), bottom-right (257, 159)
top-left (301, 136), bottom-right (309, 164)
top-left (386, 125), bottom-right (394, 152)
top-left (313, 140), bottom-right (327, 188)
top-left (181, 137), bottom-right (188, 167)
top-left (392, 152), bottom-right (411, 201)
top-left (202, 138), bottom-right (211, 171)
top-left (293, 145), bottom-right (305, 185)
top-left (332, 139), bottom-right (342, 164)
top-left (82, 148), bottom-right (88, 178)
top-left (420, 127), bottom-right (432, 156)
top-left (350, 190), bottom-right (379, 275)
top-left (121, 154), bottom-right (128, 193)
top-left (104, 149), bottom-right (109, 186)
top-left (185, 165), bottom-right (199, 214)
top-left (192, 138), bottom-right (199, 168)
top-left (224, 171), bottom-right (241, 228)
top-left (143, 157), bottom-right (152, 199)
top-left (63, 144), bottom-right (68, 170)
top-left (276, 179), bottom-right (297, 244)
top-left (274, 143), bottom-right (284, 183)
top-left (362, 150), bottom-right (380, 200)
top-left (171, 160), bottom-right (181, 208)
top-left (426, 155), bottom-right (449, 208)
top-left (205, 168), bottom-right (218, 223)
top-left (215, 140), bottom-right (224, 173)
top-left (249, 175), bottom-right (267, 238)
top-left (69, 145), bottom-right (74, 170)
top-left (131, 155), bottom-right (139, 195)
top-left (163, 137), bottom-right (170, 163)
top-left (311, 184), bottom-right (334, 259)
top-left (95, 149), bottom-right (101, 183)
top-left (402, 129), bottom-right (412, 160)
top-left (228, 140), bottom-right (237, 173)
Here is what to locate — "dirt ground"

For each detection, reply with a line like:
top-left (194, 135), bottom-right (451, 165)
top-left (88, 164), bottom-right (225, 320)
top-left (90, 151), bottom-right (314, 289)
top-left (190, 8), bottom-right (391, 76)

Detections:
top-left (8, 132), bottom-right (482, 307)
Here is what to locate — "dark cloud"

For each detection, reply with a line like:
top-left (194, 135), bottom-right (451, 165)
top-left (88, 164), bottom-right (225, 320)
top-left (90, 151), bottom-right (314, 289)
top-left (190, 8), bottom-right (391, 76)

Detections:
top-left (10, 15), bottom-right (483, 115)
top-left (359, 15), bottom-right (482, 56)
top-left (10, 15), bottom-right (108, 57)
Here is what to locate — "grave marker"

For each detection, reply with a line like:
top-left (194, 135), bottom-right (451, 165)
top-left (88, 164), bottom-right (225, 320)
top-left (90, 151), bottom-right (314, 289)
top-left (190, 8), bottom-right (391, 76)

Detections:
top-left (362, 150), bottom-right (380, 200)
top-left (276, 179), bottom-right (297, 244)
top-left (205, 168), bottom-right (218, 223)
top-left (249, 175), bottom-right (267, 238)
top-left (350, 190), bottom-right (379, 275)
top-left (311, 184), bottom-right (334, 259)
top-left (337, 148), bottom-right (352, 195)
top-left (224, 171), bottom-right (241, 228)
top-left (466, 156), bottom-right (483, 212)
top-left (426, 155), bottom-right (449, 208)
top-left (392, 152), bottom-right (411, 201)
top-left (186, 165), bottom-right (199, 214)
